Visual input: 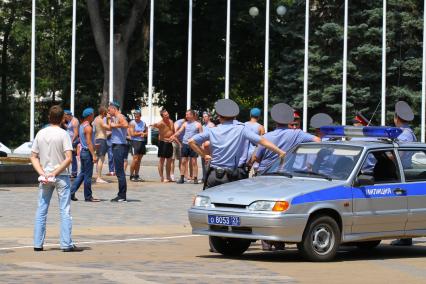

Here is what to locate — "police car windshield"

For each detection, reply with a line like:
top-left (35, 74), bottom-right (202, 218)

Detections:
top-left (264, 144), bottom-right (363, 181)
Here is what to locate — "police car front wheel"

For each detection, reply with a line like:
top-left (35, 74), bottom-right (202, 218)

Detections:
top-left (298, 215), bottom-right (341, 262)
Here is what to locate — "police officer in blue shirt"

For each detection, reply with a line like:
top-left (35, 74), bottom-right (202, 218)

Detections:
top-left (254, 103), bottom-right (321, 174)
top-left (392, 101), bottom-right (417, 246)
top-left (188, 99), bottom-right (285, 189)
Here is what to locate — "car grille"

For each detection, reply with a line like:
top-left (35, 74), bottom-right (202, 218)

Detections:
top-left (210, 225), bottom-right (252, 234)
top-left (212, 203), bottom-right (247, 209)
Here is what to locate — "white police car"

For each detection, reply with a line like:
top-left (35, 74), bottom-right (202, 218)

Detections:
top-left (188, 126), bottom-right (426, 261)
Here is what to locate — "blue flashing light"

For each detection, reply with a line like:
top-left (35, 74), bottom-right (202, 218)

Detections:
top-left (320, 126), bottom-right (403, 139)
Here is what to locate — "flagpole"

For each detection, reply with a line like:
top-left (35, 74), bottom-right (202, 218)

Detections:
top-left (225, 0), bottom-right (231, 99)
top-left (148, 0), bottom-right (154, 145)
top-left (30, 0), bottom-right (36, 141)
top-left (263, 0), bottom-right (270, 132)
top-left (109, 0), bottom-right (114, 102)
top-left (186, 0), bottom-right (193, 109)
top-left (342, 0), bottom-right (348, 126)
top-left (381, 0), bottom-right (387, 126)
top-left (70, 0), bottom-right (77, 115)
top-left (302, 0), bottom-right (310, 132)
top-left (422, 0), bottom-right (426, 142)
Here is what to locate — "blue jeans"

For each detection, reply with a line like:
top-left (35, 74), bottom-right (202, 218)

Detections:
top-left (71, 152), bottom-right (78, 176)
top-left (34, 175), bottom-right (73, 249)
top-left (112, 144), bottom-right (127, 199)
top-left (107, 138), bottom-right (114, 173)
top-left (71, 149), bottom-right (93, 200)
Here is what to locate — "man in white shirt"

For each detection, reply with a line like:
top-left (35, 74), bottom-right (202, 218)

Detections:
top-left (30, 105), bottom-right (81, 252)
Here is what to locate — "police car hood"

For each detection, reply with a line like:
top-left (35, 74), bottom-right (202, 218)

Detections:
top-left (203, 176), bottom-right (345, 206)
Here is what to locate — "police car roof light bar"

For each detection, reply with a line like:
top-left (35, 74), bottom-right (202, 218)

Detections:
top-left (320, 126), bottom-right (403, 139)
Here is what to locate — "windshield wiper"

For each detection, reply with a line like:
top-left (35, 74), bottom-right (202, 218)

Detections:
top-left (292, 170), bottom-right (333, 181)
top-left (262, 172), bottom-right (293, 178)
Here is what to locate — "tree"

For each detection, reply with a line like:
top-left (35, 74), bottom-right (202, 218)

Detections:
top-left (86, 0), bottom-right (149, 108)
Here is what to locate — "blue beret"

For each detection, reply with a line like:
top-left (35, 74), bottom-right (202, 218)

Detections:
top-left (109, 101), bottom-right (120, 109)
top-left (250, 108), bottom-right (261, 117)
top-left (82, 107), bottom-right (94, 118)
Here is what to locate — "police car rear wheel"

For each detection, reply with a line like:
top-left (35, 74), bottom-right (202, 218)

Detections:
top-left (298, 215), bottom-right (341, 262)
top-left (355, 240), bottom-right (381, 249)
top-left (209, 236), bottom-right (251, 256)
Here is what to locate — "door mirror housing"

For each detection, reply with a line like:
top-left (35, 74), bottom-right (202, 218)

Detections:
top-left (354, 174), bottom-right (375, 187)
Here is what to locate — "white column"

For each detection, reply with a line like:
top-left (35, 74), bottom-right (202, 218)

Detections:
top-left (263, 0), bottom-right (270, 131)
top-left (381, 0), bottom-right (387, 126)
top-left (302, 0), bottom-right (310, 132)
top-left (342, 0), bottom-right (348, 126)
top-left (70, 0), bottom-right (77, 115)
top-left (30, 0), bottom-right (36, 141)
top-left (148, 0), bottom-right (154, 145)
top-left (186, 0), bottom-right (193, 109)
top-left (422, 0), bottom-right (426, 142)
top-left (225, 0), bottom-right (231, 99)
top-left (109, 0), bottom-right (114, 102)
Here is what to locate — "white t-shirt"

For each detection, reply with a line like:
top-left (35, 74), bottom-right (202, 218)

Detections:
top-left (31, 126), bottom-right (73, 175)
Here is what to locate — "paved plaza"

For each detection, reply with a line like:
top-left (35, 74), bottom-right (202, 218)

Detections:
top-left (1, 158), bottom-right (426, 283)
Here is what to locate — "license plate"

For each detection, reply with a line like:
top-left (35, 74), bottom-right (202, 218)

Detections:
top-left (208, 215), bottom-right (240, 226)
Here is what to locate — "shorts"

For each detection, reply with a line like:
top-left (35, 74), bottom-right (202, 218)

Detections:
top-left (181, 144), bottom-right (198, 158)
top-left (95, 138), bottom-right (108, 157)
top-left (172, 141), bottom-right (181, 160)
top-left (158, 141), bottom-right (173, 158)
top-left (131, 140), bottom-right (146, 155)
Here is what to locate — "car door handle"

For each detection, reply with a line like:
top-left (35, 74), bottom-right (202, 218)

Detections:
top-left (393, 188), bottom-right (406, 195)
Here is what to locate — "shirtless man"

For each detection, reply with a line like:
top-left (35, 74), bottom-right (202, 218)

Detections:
top-left (152, 109), bottom-right (175, 182)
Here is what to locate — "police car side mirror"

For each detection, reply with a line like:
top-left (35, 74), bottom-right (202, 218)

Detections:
top-left (354, 175), bottom-right (375, 187)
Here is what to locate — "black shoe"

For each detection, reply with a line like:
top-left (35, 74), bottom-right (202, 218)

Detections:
top-left (110, 196), bottom-right (127, 202)
top-left (193, 178), bottom-right (199, 185)
top-left (62, 245), bottom-right (83, 252)
top-left (85, 197), bottom-right (101, 202)
top-left (176, 179), bottom-right (184, 184)
top-left (130, 175), bottom-right (136, 181)
top-left (391, 238), bottom-right (413, 246)
top-left (71, 194), bottom-right (78, 201)
top-left (34, 247), bottom-right (43, 251)
top-left (70, 174), bottom-right (77, 179)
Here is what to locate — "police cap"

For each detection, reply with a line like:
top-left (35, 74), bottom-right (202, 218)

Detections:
top-left (395, 101), bottom-right (414, 122)
top-left (310, 113), bottom-right (333, 129)
top-left (270, 103), bottom-right (294, 124)
top-left (215, 99), bottom-right (239, 117)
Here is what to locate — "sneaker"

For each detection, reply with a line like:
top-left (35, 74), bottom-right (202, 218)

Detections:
top-left (96, 178), bottom-right (108, 184)
top-left (176, 179), bottom-right (185, 184)
top-left (193, 178), bottom-right (199, 185)
top-left (71, 194), bottom-right (78, 201)
top-left (110, 196), bottom-right (127, 202)
top-left (134, 175), bottom-right (145, 182)
top-left (130, 175), bottom-right (136, 181)
top-left (391, 238), bottom-right (413, 246)
top-left (34, 247), bottom-right (43, 252)
top-left (70, 174), bottom-right (77, 179)
top-left (62, 245), bottom-right (83, 252)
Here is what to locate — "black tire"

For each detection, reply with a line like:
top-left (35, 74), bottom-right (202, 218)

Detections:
top-left (297, 215), bottom-right (341, 262)
top-left (355, 240), bottom-right (381, 250)
top-left (209, 236), bottom-right (251, 256)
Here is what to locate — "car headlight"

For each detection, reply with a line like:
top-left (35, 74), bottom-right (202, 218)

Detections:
top-left (193, 196), bottom-right (211, 208)
top-left (248, 201), bottom-right (289, 212)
